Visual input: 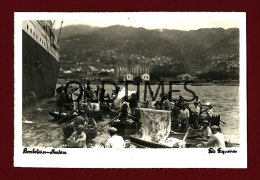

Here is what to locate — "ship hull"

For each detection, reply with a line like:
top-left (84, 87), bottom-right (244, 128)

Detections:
top-left (22, 30), bottom-right (60, 106)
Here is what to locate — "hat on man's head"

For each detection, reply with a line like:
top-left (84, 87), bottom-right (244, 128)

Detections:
top-left (77, 125), bottom-right (84, 130)
top-left (108, 127), bottom-right (117, 132)
top-left (210, 125), bottom-right (219, 130)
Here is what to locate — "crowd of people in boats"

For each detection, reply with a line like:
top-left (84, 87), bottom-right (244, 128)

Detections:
top-left (54, 84), bottom-right (226, 149)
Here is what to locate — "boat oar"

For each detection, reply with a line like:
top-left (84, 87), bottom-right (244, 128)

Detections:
top-left (56, 111), bottom-right (75, 124)
top-left (99, 116), bottom-right (120, 129)
top-left (34, 117), bottom-right (76, 139)
top-left (110, 109), bottom-right (121, 119)
top-left (180, 127), bottom-right (190, 148)
top-left (182, 127), bottom-right (190, 142)
top-left (191, 130), bottom-right (204, 138)
top-left (220, 119), bottom-right (226, 124)
top-left (82, 116), bottom-right (103, 135)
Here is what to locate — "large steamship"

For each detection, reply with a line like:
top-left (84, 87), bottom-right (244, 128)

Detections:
top-left (22, 20), bottom-right (60, 105)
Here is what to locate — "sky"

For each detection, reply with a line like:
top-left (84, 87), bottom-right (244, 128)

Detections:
top-left (51, 12), bottom-right (240, 31)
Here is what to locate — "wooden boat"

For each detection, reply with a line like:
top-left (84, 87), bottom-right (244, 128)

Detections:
top-left (110, 120), bottom-right (141, 138)
top-left (87, 111), bottom-right (103, 122)
top-left (129, 136), bottom-right (173, 148)
top-left (49, 110), bottom-right (104, 124)
top-left (127, 112), bottom-right (237, 148)
top-left (49, 111), bottom-right (78, 125)
top-left (130, 133), bottom-right (239, 148)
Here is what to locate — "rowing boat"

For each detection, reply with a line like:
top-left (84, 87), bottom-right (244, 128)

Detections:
top-left (49, 111), bottom-right (78, 125)
top-left (49, 110), bottom-right (103, 124)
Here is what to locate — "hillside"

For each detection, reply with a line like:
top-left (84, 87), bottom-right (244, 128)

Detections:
top-left (56, 25), bottom-right (239, 74)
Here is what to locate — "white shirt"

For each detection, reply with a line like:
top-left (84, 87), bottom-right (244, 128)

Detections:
top-left (203, 127), bottom-right (212, 139)
top-left (207, 109), bottom-right (213, 117)
top-left (193, 106), bottom-right (200, 115)
top-left (180, 109), bottom-right (190, 119)
top-left (68, 131), bottom-right (86, 148)
top-left (72, 88), bottom-right (80, 101)
top-left (105, 135), bottom-right (125, 149)
top-left (206, 132), bottom-right (225, 148)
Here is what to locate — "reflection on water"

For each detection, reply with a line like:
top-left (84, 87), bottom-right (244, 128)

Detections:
top-left (23, 85), bottom-right (240, 147)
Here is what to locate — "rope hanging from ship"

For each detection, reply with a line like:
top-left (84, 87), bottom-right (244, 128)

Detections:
top-left (57, 20), bottom-right (63, 44)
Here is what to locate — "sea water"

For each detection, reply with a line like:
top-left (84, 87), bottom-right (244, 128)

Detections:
top-left (22, 84), bottom-right (240, 147)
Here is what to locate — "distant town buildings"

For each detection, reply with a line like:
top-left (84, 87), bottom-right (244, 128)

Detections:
top-left (115, 65), bottom-right (150, 81)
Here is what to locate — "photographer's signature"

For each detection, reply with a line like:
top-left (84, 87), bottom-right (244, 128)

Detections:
top-left (208, 148), bottom-right (237, 154)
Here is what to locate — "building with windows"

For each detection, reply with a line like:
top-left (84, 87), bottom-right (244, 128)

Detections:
top-left (115, 65), bottom-right (150, 81)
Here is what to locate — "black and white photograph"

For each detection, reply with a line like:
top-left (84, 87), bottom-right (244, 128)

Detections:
top-left (14, 12), bottom-right (247, 168)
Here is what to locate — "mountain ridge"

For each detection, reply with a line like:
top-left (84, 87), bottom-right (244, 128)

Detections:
top-left (56, 24), bottom-right (239, 74)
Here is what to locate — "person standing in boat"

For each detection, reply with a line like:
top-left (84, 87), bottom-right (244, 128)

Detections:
top-left (117, 102), bottom-right (135, 137)
top-left (191, 101), bottom-right (201, 129)
top-left (176, 96), bottom-right (184, 109)
top-left (179, 104), bottom-right (190, 132)
top-left (104, 127), bottom-right (125, 149)
top-left (154, 97), bottom-right (162, 110)
top-left (67, 125), bottom-right (86, 148)
top-left (162, 95), bottom-right (171, 111)
top-left (198, 125), bottom-right (225, 148)
top-left (95, 85), bottom-right (100, 103)
top-left (129, 93), bottom-right (138, 115)
top-left (206, 105), bottom-right (214, 117)
top-left (56, 84), bottom-right (67, 114)
top-left (171, 103), bottom-right (180, 130)
top-left (145, 91), bottom-right (154, 109)
top-left (194, 95), bottom-right (202, 110)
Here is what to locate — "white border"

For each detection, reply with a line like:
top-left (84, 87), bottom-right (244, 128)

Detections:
top-left (14, 12), bottom-right (247, 168)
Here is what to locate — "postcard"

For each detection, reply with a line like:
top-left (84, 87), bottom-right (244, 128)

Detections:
top-left (14, 12), bottom-right (247, 168)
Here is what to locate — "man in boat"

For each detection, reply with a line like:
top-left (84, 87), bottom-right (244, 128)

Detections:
top-left (67, 125), bottom-right (86, 148)
top-left (129, 93), bottom-right (138, 115)
top-left (201, 120), bottom-right (212, 139)
top-left (179, 104), bottom-right (190, 132)
top-left (99, 87), bottom-right (106, 103)
top-left (68, 85), bottom-right (81, 114)
top-left (171, 102), bottom-right (180, 129)
top-left (73, 116), bottom-right (86, 128)
top-left (114, 102), bottom-right (137, 137)
top-left (191, 101), bottom-right (201, 129)
top-left (194, 95), bottom-right (202, 111)
top-left (198, 125), bottom-right (225, 148)
top-left (154, 97), bottom-right (162, 110)
top-left (145, 91), bottom-right (154, 109)
top-left (176, 96), bottom-right (184, 109)
top-left (56, 84), bottom-right (67, 114)
top-left (206, 105), bottom-right (213, 117)
top-left (94, 85), bottom-right (100, 103)
top-left (162, 95), bottom-right (171, 111)
top-left (104, 127), bottom-right (125, 149)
